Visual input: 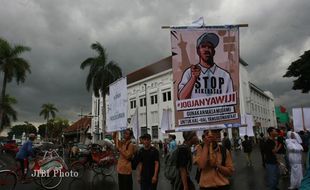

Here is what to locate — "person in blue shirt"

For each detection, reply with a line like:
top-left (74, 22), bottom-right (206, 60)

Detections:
top-left (168, 135), bottom-right (177, 153)
top-left (16, 133), bottom-right (36, 179)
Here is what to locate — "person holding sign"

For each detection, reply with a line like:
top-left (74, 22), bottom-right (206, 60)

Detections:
top-left (195, 130), bottom-right (234, 189)
top-left (178, 32), bottom-right (233, 100)
top-left (113, 129), bottom-right (135, 190)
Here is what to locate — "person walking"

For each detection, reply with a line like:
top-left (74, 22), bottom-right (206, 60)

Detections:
top-left (173, 131), bottom-right (199, 190)
top-left (265, 127), bottom-right (281, 190)
top-left (258, 133), bottom-right (266, 167)
top-left (16, 133), bottom-right (36, 181)
top-left (196, 130), bottom-right (234, 190)
top-left (222, 132), bottom-right (232, 152)
top-left (137, 134), bottom-right (160, 190)
top-left (242, 135), bottom-right (253, 166)
top-left (168, 135), bottom-right (177, 153)
top-left (286, 131), bottom-right (304, 189)
top-left (113, 129), bottom-right (135, 190)
top-left (276, 129), bottom-right (288, 176)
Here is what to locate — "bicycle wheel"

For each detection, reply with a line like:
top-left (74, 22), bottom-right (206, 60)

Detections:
top-left (102, 163), bottom-right (115, 176)
top-left (91, 162), bottom-right (103, 174)
top-left (70, 161), bottom-right (85, 178)
top-left (0, 170), bottom-right (17, 190)
top-left (40, 170), bottom-right (62, 189)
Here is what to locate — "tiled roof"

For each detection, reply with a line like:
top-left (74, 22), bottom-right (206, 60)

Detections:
top-left (63, 117), bottom-right (91, 133)
top-left (126, 56), bottom-right (247, 84)
top-left (127, 56), bottom-right (172, 84)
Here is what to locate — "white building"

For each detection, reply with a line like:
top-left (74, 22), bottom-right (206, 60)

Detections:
top-left (91, 56), bottom-right (277, 141)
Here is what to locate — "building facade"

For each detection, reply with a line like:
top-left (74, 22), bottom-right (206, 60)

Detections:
top-left (91, 56), bottom-right (277, 142)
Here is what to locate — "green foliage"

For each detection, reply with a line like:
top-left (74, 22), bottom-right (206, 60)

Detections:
top-left (38, 118), bottom-right (69, 139)
top-left (0, 94), bottom-right (17, 129)
top-left (39, 103), bottom-right (58, 121)
top-left (284, 50), bottom-right (310, 93)
top-left (8, 123), bottom-right (37, 139)
top-left (0, 37), bottom-right (31, 128)
top-left (80, 42), bottom-right (122, 97)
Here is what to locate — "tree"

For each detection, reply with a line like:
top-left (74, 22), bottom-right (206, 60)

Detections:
top-left (0, 37), bottom-right (31, 128)
top-left (8, 123), bottom-right (37, 139)
top-left (0, 94), bottom-right (17, 130)
top-left (283, 50), bottom-right (310, 93)
top-left (39, 103), bottom-right (58, 139)
top-left (38, 118), bottom-right (69, 140)
top-left (80, 42), bottom-right (122, 140)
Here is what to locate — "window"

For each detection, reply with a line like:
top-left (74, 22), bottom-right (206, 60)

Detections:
top-left (163, 91), bottom-right (171, 102)
top-left (140, 97), bottom-right (146, 107)
top-left (140, 113), bottom-right (146, 126)
top-left (152, 126), bottom-right (158, 139)
top-left (130, 100), bottom-right (136, 109)
top-left (151, 111), bottom-right (158, 124)
top-left (141, 127), bottom-right (147, 136)
top-left (150, 95), bottom-right (158, 105)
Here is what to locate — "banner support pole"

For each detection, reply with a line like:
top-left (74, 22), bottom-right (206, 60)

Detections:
top-left (161, 24), bottom-right (248, 29)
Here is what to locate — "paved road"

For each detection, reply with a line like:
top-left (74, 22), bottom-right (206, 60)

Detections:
top-left (0, 146), bottom-right (298, 190)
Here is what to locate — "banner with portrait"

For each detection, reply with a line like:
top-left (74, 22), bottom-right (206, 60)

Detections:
top-left (171, 27), bottom-right (240, 131)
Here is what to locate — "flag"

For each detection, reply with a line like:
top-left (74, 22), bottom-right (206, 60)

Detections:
top-left (190, 16), bottom-right (204, 27)
top-left (239, 114), bottom-right (254, 137)
top-left (280, 105), bottom-right (286, 113)
top-left (131, 108), bottom-right (139, 139)
top-left (160, 109), bottom-right (169, 134)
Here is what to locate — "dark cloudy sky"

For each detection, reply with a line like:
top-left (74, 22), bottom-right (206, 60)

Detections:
top-left (0, 0), bottom-right (309, 125)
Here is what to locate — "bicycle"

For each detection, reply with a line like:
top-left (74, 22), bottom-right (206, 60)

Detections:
top-left (70, 143), bottom-right (116, 177)
top-left (0, 169), bottom-right (17, 190)
top-left (0, 157), bottom-right (41, 190)
top-left (38, 149), bottom-right (70, 189)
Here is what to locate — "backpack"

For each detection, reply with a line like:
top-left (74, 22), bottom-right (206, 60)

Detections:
top-left (164, 147), bottom-right (180, 181)
top-left (126, 142), bottom-right (140, 170)
top-left (195, 144), bottom-right (227, 183)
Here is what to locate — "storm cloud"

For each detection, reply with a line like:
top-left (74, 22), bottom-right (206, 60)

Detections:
top-left (0, 0), bottom-right (309, 124)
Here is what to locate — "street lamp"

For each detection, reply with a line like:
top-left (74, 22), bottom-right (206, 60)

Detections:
top-left (78, 113), bottom-right (99, 142)
top-left (144, 83), bottom-right (148, 131)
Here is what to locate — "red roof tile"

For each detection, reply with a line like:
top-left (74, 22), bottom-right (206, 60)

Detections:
top-left (63, 117), bottom-right (91, 133)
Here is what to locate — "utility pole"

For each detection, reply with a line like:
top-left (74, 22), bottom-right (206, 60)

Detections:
top-left (144, 83), bottom-right (148, 132)
top-left (77, 106), bottom-right (83, 143)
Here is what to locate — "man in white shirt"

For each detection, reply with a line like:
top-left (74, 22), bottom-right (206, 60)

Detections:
top-left (178, 32), bottom-right (233, 100)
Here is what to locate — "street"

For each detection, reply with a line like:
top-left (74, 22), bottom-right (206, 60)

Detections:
top-left (0, 146), bottom-right (292, 190)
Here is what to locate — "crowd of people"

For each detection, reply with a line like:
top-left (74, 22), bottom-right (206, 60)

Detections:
top-left (110, 127), bottom-right (310, 190)
top-left (12, 127), bottom-right (310, 190)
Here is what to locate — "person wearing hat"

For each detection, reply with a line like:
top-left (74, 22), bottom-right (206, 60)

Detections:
top-left (178, 32), bottom-right (233, 100)
top-left (173, 131), bottom-right (199, 190)
top-left (136, 134), bottom-right (160, 190)
top-left (16, 133), bottom-right (36, 180)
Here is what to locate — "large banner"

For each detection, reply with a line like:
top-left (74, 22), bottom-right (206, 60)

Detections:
top-left (292, 107), bottom-right (310, 132)
top-left (171, 27), bottom-right (240, 131)
top-left (106, 77), bottom-right (128, 132)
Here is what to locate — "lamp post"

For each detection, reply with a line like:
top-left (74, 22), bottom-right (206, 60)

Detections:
top-left (78, 113), bottom-right (98, 143)
top-left (144, 83), bottom-right (148, 132)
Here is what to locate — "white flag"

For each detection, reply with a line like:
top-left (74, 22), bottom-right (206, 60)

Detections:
top-left (239, 114), bottom-right (247, 136)
top-left (246, 114), bottom-right (255, 137)
top-left (191, 16), bottom-right (204, 27)
top-left (160, 109), bottom-right (169, 134)
top-left (239, 114), bottom-right (255, 137)
top-left (131, 109), bottom-right (139, 139)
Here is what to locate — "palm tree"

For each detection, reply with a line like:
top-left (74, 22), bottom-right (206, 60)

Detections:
top-left (0, 94), bottom-right (17, 131)
top-left (0, 37), bottom-right (31, 128)
top-left (80, 42), bottom-right (122, 140)
top-left (39, 103), bottom-right (58, 139)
